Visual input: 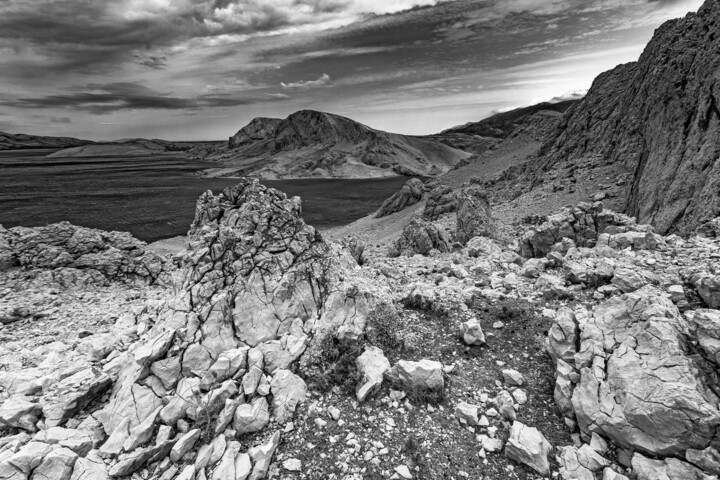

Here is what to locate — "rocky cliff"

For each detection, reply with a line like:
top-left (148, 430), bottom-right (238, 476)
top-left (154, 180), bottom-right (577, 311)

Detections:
top-left (534, 0), bottom-right (720, 234)
top-left (199, 110), bottom-right (472, 179)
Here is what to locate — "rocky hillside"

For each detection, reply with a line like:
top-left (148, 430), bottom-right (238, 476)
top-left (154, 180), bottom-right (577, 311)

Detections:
top-left (442, 100), bottom-right (579, 139)
top-left (0, 132), bottom-right (91, 151)
top-left (197, 110), bottom-right (472, 179)
top-left (2, 179), bottom-right (720, 480)
top-left (532, 0), bottom-right (720, 235)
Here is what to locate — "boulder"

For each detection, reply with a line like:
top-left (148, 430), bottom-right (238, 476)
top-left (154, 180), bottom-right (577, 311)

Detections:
top-left (632, 452), bottom-right (712, 480)
top-left (422, 184), bottom-right (457, 221)
top-left (562, 289), bottom-right (720, 456)
top-left (388, 216), bottom-right (451, 257)
top-left (270, 370), bottom-right (307, 423)
top-left (504, 421), bottom-right (552, 476)
top-left (455, 184), bottom-right (495, 245)
top-left (376, 178), bottom-right (424, 218)
top-left (460, 318), bottom-right (485, 346)
top-left (233, 397), bottom-right (270, 435)
top-left (697, 275), bottom-right (720, 308)
top-left (339, 235), bottom-right (365, 265)
top-left (390, 359), bottom-right (444, 392)
top-left (355, 347), bottom-right (391, 402)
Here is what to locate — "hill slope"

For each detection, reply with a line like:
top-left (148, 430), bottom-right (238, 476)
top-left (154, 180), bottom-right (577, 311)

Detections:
top-left (0, 131), bottom-right (91, 151)
top-left (531, 0), bottom-right (720, 234)
top-left (197, 110), bottom-right (472, 179)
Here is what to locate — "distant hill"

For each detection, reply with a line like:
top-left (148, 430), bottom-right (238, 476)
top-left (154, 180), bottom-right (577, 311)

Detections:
top-left (441, 100), bottom-right (580, 139)
top-left (0, 131), bottom-right (92, 151)
top-left (196, 110), bottom-right (472, 179)
top-left (47, 138), bottom-right (192, 158)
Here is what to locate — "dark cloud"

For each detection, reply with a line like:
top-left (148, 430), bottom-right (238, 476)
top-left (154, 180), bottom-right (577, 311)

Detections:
top-left (133, 54), bottom-right (168, 70)
top-left (0, 82), bottom-right (286, 114)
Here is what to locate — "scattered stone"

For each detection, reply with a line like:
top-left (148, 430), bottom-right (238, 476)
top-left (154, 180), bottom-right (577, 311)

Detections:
top-left (505, 421), bottom-right (552, 476)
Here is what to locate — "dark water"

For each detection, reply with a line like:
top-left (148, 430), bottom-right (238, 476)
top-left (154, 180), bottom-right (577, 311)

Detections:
top-left (0, 149), bottom-right (408, 242)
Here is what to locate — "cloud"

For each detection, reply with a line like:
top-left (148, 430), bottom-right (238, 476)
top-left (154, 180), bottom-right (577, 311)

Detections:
top-left (133, 54), bottom-right (168, 70)
top-left (0, 82), bottom-right (286, 114)
top-left (281, 73), bottom-right (331, 90)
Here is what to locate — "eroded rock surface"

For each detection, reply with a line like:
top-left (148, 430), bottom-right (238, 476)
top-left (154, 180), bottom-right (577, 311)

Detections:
top-left (376, 178), bottom-right (425, 218)
top-left (388, 216), bottom-right (451, 257)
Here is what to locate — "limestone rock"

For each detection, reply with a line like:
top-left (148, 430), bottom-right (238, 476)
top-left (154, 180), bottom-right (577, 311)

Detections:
top-left (270, 370), bottom-right (307, 423)
top-left (455, 184), bottom-right (495, 245)
top-left (248, 431), bottom-right (280, 480)
top-left (388, 216), bottom-right (451, 257)
top-left (390, 359), bottom-right (444, 392)
top-left (505, 421), bottom-right (552, 476)
top-left (5, 222), bottom-right (169, 285)
top-left (233, 398), bottom-right (270, 435)
top-left (98, 179), bottom-right (380, 448)
top-left (355, 347), bottom-right (391, 402)
top-left (454, 402), bottom-right (479, 426)
top-left (520, 204), bottom-right (636, 258)
top-left (697, 275), bottom-right (720, 308)
top-left (460, 318), bottom-right (485, 346)
top-left (170, 429), bottom-right (201, 462)
top-left (686, 446), bottom-right (720, 476)
top-left (632, 452), bottom-right (712, 480)
top-left (423, 184), bottom-right (457, 221)
top-left (570, 290), bottom-right (720, 456)
top-left (31, 446), bottom-right (77, 480)
top-left (376, 178), bottom-right (424, 218)
top-left (0, 396), bottom-right (41, 432)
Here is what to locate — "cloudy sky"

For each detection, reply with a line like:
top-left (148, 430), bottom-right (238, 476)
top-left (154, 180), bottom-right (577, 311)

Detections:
top-left (0, 0), bottom-right (704, 140)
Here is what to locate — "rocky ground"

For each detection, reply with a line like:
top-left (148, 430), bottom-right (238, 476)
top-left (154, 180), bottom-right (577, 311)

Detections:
top-left (1, 177), bottom-right (719, 480)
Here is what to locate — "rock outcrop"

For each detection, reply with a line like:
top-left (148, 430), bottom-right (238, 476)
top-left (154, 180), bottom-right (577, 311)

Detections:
top-left (520, 202), bottom-right (661, 258)
top-left (422, 184), bottom-right (457, 221)
top-left (388, 216), bottom-right (451, 257)
top-left (455, 184), bottom-right (495, 245)
top-left (0, 222), bottom-right (169, 285)
top-left (534, 0), bottom-right (720, 234)
top-left (376, 178), bottom-right (425, 218)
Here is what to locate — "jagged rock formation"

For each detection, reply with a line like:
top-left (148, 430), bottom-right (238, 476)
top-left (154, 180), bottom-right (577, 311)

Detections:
top-left (455, 184), bottom-right (495, 245)
top-left (423, 184), bottom-right (457, 221)
top-left (0, 222), bottom-right (169, 285)
top-left (388, 216), bottom-right (451, 257)
top-left (375, 178), bottom-right (425, 218)
top-left (198, 110), bottom-right (471, 179)
top-left (94, 179), bottom-right (381, 476)
top-left (534, 0), bottom-right (720, 234)
top-left (0, 131), bottom-right (91, 151)
top-left (0, 179), bottom-right (390, 480)
top-left (519, 202), bottom-right (661, 258)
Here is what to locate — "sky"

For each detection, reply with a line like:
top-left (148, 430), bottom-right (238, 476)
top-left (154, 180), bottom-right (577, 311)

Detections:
top-left (0, 0), bottom-right (705, 140)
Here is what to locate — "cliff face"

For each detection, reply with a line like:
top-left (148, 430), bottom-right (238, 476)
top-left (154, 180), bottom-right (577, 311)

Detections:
top-left (536, 0), bottom-right (720, 234)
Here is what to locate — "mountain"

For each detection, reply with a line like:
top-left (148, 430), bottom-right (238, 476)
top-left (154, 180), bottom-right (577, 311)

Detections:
top-left (0, 131), bottom-right (91, 151)
top-left (197, 110), bottom-right (472, 179)
top-left (442, 100), bottom-right (580, 139)
top-left (46, 138), bottom-right (191, 158)
top-left (530, 0), bottom-right (720, 234)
